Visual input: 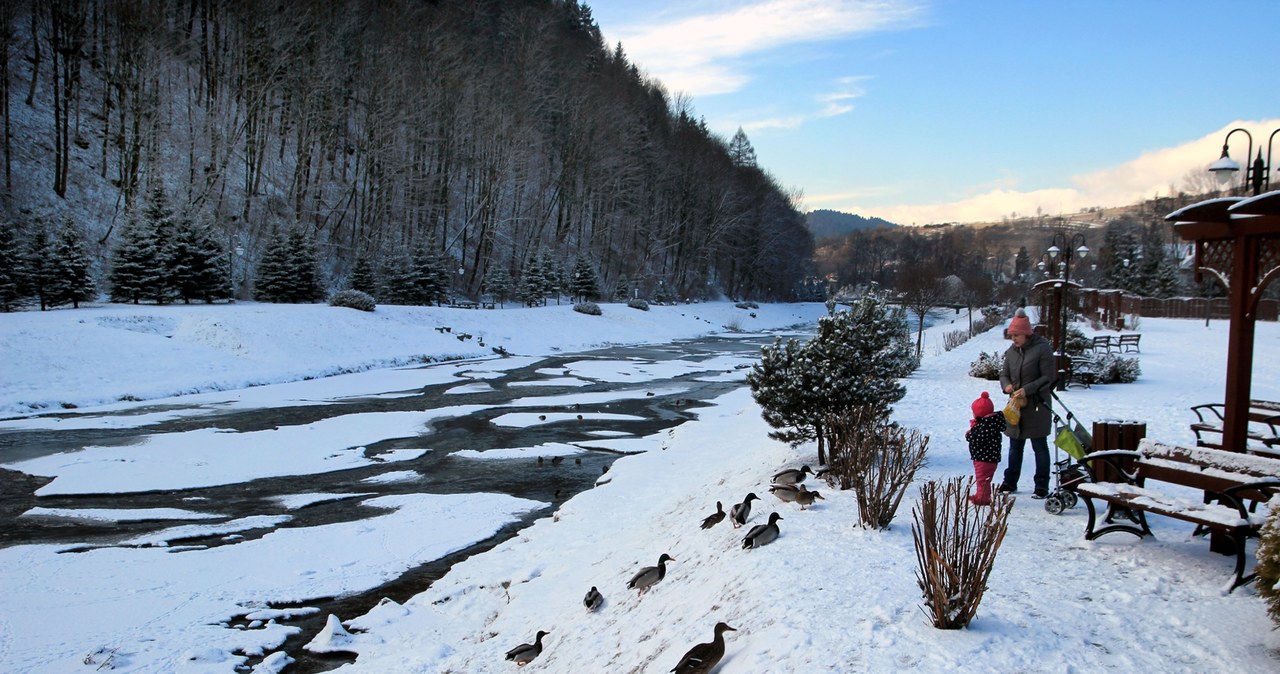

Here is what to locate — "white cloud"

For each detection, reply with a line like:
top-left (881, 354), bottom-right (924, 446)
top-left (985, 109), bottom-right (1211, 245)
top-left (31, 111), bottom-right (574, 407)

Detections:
top-left (607, 0), bottom-right (925, 97)
top-left (829, 119), bottom-right (1280, 225)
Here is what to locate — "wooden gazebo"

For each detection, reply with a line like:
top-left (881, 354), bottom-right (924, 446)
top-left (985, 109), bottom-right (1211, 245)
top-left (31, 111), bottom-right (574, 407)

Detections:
top-left (1166, 190), bottom-right (1280, 452)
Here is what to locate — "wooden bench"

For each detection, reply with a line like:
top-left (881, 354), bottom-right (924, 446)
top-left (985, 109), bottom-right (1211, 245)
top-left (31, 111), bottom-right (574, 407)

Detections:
top-left (1117, 333), bottom-right (1141, 353)
top-left (1189, 401), bottom-right (1280, 451)
top-left (1070, 439), bottom-right (1280, 591)
top-left (1089, 335), bottom-right (1114, 354)
top-left (1065, 355), bottom-right (1099, 389)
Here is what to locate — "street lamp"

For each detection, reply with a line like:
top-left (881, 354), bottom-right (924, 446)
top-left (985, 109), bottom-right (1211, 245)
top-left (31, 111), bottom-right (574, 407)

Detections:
top-left (1209, 127), bottom-right (1279, 196)
top-left (1046, 232), bottom-right (1088, 389)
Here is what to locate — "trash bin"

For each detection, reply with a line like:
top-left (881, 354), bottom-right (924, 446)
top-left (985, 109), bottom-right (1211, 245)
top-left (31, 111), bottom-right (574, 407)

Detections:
top-left (1090, 420), bottom-right (1146, 482)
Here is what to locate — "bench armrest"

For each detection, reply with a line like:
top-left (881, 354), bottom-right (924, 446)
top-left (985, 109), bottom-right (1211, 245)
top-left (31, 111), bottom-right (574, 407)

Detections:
top-left (1190, 403), bottom-right (1226, 424)
top-left (1218, 478), bottom-right (1280, 518)
top-left (1080, 450), bottom-right (1141, 484)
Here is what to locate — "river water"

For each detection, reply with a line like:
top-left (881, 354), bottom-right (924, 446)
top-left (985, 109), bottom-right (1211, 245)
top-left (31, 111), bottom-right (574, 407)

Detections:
top-left (0, 331), bottom-right (810, 671)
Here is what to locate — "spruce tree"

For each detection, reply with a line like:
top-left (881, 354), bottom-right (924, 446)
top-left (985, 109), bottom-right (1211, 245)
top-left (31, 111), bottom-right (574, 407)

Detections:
top-left (142, 186), bottom-right (179, 303)
top-left (483, 265), bottom-right (512, 307)
top-left (109, 217), bottom-right (162, 304)
top-left (569, 257), bottom-right (601, 302)
top-left (171, 219), bottom-right (230, 303)
top-left (349, 251), bottom-right (378, 297)
top-left (25, 223), bottom-right (58, 310)
top-left (50, 219), bottom-right (96, 308)
top-left (747, 292), bottom-right (914, 462)
top-left (519, 254), bottom-right (547, 306)
top-left (254, 230), bottom-right (293, 302)
top-left (380, 245), bottom-right (417, 305)
top-left (285, 229), bottom-right (323, 303)
top-left (0, 221), bottom-right (25, 311)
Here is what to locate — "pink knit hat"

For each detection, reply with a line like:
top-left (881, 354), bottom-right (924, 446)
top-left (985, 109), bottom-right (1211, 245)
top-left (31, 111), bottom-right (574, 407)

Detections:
top-left (971, 391), bottom-right (995, 418)
top-left (1007, 308), bottom-right (1033, 336)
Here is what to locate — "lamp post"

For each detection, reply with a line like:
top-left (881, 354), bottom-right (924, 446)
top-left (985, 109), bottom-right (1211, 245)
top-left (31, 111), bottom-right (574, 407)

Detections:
top-left (1209, 127), bottom-right (1279, 196)
top-left (1046, 232), bottom-right (1088, 389)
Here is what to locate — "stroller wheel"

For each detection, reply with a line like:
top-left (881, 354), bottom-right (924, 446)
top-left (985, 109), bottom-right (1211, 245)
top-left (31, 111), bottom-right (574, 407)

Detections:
top-left (1044, 494), bottom-right (1066, 515)
top-left (1063, 491), bottom-right (1078, 509)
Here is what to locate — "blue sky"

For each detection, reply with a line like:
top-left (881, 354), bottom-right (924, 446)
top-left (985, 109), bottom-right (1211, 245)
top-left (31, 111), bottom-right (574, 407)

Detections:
top-left (586, 0), bottom-right (1280, 225)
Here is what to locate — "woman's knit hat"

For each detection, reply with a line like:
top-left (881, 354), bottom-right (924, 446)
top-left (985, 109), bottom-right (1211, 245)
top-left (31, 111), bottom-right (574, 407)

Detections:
top-left (971, 391), bottom-right (995, 418)
top-left (1008, 308), bottom-right (1033, 336)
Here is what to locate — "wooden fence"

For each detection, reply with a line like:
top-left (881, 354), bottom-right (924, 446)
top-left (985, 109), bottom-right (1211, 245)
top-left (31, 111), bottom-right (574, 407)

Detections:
top-left (1075, 289), bottom-right (1278, 329)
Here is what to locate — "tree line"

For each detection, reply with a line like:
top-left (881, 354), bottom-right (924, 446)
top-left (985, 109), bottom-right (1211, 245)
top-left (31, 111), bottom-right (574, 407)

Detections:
top-left (0, 0), bottom-right (814, 310)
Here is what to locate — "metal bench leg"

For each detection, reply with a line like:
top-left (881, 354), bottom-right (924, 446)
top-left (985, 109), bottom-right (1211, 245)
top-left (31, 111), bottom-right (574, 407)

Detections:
top-left (1229, 530), bottom-right (1255, 592)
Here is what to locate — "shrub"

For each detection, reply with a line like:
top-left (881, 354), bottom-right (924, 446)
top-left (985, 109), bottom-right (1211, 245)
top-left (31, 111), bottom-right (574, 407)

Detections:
top-left (627, 298), bottom-right (650, 311)
top-left (1256, 506), bottom-right (1280, 628)
top-left (1064, 324), bottom-right (1091, 356)
top-left (328, 289), bottom-right (376, 312)
top-left (912, 477), bottom-right (1013, 629)
top-left (573, 301), bottom-right (602, 316)
top-left (824, 405), bottom-right (929, 530)
top-left (1093, 353), bottom-right (1141, 383)
top-left (968, 351), bottom-right (1002, 380)
top-left (943, 329), bottom-right (968, 352)
top-left (735, 301), bottom-right (758, 309)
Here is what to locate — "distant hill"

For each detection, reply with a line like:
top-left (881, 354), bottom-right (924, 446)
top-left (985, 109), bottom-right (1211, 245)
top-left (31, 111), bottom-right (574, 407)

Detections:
top-left (806, 210), bottom-right (899, 240)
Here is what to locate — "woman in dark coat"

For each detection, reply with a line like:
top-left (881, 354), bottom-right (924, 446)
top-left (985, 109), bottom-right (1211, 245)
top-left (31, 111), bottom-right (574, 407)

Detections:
top-left (998, 308), bottom-right (1056, 498)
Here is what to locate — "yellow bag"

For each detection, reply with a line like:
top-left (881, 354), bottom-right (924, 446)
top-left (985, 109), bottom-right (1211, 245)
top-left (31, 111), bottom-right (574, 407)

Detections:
top-left (1002, 393), bottom-right (1024, 425)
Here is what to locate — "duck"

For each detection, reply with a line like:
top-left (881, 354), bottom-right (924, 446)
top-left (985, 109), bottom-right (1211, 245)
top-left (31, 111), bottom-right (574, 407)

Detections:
top-left (742, 512), bottom-right (783, 549)
top-left (627, 553), bottom-right (675, 595)
top-left (550, 455), bottom-right (564, 466)
top-left (504, 630), bottom-right (549, 666)
top-left (794, 487), bottom-right (825, 510)
top-left (670, 622), bottom-right (736, 674)
top-left (768, 483), bottom-right (800, 503)
top-left (729, 492), bottom-right (760, 528)
top-left (700, 501), bottom-right (726, 529)
top-left (771, 464), bottom-right (814, 486)
top-left (583, 586), bottom-right (603, 612)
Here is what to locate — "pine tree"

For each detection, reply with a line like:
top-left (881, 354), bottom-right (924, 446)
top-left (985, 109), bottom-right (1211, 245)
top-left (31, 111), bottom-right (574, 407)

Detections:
top-left (142, 186), bottom-right (179, 303)
top-left (49, 218), bottom-right (96, 308)
top-left (285, 229), bottom-right (323, 303)
top-left (254, 230), bottom-right (292, 302)
top-left (569, 257), bottom-right (601, 302)
top-left (25, 223), bottom-right (59, 311)
top-left (728, 127), bottom-right (757, 168)
top-left (747, 292), bottom-right (914, 462)
top-left (380, 245), bottom-right (417, 305)
top-left (349, 251), bottom-right (378, 297)
top-left (0, 221), bottom-right (25, 311)
top-left (483, 265), bottom-right (513, 307)
top-left (612, 275), bottom-right (631, 302)
top-left (109, 217), bottom-right (163, 304)
top-left (519, 254), bottom-right (548, 307)
top-left (171, 219), bottom-right (230, 303)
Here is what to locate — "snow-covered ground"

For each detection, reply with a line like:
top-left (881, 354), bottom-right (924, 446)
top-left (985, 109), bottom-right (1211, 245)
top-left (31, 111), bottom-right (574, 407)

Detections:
top-left (1, 300), bottom-right (1279, 673)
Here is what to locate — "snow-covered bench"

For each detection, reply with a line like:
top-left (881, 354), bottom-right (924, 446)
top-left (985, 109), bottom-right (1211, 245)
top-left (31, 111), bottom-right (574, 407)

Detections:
top-left (1189, 401), bottom-right (1280, 453)
top-left (1071, 439), bottom-right (1280, 591)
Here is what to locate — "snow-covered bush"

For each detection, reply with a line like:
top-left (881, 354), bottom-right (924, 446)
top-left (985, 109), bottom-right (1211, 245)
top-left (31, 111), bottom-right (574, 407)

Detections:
top-left (1256, 506), bottom-right (1280, 628)
top-left (627, 298), bottom-right (649, 311)
top-left (735, 301), bottom-right (758, 310)
top-left (912, 477), bottom-right (1013, 629)
top-left (824, 405), bottom-right (929, 530)
top-left (968, 351), bottom-right (1002, 380)
top-left (573, 302), bottom-right (602, 316)
top-left (1094, 353), bottom-right (1140, 383)
top-left (328, 289), bottom-right (376, 312)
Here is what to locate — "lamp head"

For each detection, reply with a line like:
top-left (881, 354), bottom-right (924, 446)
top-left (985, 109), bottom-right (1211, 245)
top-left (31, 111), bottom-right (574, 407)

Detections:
top-left (1075, 244), bottom-right (1089, 259)
top-left (1209, 144), bottom-right (1241, 186)
top-left (1047, 244), bottom-right (1061, 259)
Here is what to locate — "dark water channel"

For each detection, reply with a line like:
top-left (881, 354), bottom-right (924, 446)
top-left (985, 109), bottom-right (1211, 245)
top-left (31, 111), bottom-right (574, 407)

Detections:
top-left (0, 333), bottom-right (803, 672)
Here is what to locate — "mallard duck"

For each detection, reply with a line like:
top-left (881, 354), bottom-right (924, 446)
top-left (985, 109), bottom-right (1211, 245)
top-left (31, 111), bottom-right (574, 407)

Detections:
top-left (771, 464), bottom-right (814, 486)
top-left (583, 586), bottom-right (603, 612)
top-left (627, 553), bottom-right (675, 595)
top-left (795, 487), bottom-right (824, 510)
top-left (700, 501), bottom-right (726, 529)
top-left (670, 622), bottom-right (736, 674)
top-left (505, 630), bottom-right (549, 666)
top-left (729, 492), bottom-right (759, 528)
top-left (768, 483), bottom-right (800, 503)
top-left (742, 512), bottom-right (783, 549)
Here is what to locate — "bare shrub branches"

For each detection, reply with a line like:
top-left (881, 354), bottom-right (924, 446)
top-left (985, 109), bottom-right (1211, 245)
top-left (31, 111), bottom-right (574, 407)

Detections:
top-left (824, 405), bottom-right (929, 529)
top-left (912, 477), bottom-right (1014, 629)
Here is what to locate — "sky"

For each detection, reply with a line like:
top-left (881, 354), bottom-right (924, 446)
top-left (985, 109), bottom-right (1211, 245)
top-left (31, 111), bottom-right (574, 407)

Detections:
top-left (1, 300), bottom-right (1278, 672)
top-left (585, 0), bottom-right (1280, 225)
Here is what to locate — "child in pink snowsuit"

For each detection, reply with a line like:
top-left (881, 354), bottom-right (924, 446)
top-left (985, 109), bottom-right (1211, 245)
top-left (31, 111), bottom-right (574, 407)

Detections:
top-left (966, 391), bottom-right (1004, 505)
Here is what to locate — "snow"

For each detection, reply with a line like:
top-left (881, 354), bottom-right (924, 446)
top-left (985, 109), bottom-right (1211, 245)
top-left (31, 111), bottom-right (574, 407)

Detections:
top-left (1, 300), bottom-right (1279, 673)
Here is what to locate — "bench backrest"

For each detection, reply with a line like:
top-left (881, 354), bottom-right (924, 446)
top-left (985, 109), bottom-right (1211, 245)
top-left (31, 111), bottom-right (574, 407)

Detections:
top-left (1119, 334), bottom-right (1140, 344)
top-left (1137, 439), bottom-right (1280, 497)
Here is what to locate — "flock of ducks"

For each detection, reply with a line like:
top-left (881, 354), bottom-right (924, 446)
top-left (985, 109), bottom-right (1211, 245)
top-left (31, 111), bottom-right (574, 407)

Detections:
top-left (505, 463), bottom-right (824, 671)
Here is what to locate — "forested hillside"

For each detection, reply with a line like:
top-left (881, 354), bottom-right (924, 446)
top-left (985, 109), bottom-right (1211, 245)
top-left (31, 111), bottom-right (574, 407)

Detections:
top-left (0, 0), bottom-right (814, 306)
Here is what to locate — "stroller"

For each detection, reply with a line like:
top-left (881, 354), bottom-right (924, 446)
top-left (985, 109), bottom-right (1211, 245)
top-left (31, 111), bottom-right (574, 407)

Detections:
top-left (1043, 389), bottom-right (1093, 515)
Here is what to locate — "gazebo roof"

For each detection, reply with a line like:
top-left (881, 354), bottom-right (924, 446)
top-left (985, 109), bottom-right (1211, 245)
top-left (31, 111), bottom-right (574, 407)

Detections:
top-left (1168, 190), bottom-right (1280, 240)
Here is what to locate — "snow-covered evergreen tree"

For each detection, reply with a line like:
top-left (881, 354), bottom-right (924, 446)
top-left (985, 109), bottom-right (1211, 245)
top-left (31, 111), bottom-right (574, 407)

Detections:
top-left (108, 216), bottom-right (163, 304)
top-left (349, 252), bottom-right (378, 297)
top-left (49, 219), bottom-right (96, 308)
top-left (380, 246), bottom-right (417, 305)
top-left (483, 265), bottom-right (513, 307)
top-left (285, 229), bottom-right (324, 303)
top-left (142, 186), bottom-right (180, 302)
top-left (170, 219), bottom-right (230, 303)
top-left (747, 292), bottom-right (914, 462)
top-left (519, 254), bottom-right (548, 306)
top-left (24, 223), bottom-right (58, 311)
top-left (569, 257), bottom-right (601, 302)
top-left (0, 220), bottom-right (26, 311)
